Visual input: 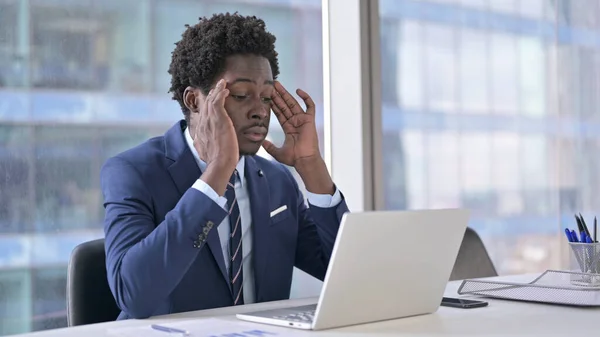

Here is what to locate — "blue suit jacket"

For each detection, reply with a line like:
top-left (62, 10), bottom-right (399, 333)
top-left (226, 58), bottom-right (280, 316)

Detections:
top-left (101, 120), bottom-right (349, 319)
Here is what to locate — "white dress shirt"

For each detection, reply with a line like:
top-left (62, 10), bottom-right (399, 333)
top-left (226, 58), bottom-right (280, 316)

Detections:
top-left (184, 128), bottom-right (342, 303)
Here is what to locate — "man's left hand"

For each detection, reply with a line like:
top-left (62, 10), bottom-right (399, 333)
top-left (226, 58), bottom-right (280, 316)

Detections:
top-left (263, 81), bottom-right (334, 195)
top-left (262, 81), bottom-right (321, 166)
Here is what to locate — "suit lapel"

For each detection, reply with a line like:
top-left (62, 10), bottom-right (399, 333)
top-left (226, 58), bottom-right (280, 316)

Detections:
top-left (164, 120), bottom-right (230, 293)
top-left (245, 156), bottom-right (272, 301)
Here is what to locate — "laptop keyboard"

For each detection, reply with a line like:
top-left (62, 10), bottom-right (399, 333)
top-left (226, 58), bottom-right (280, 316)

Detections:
top-left (273, 309), bottom-right (315, 323)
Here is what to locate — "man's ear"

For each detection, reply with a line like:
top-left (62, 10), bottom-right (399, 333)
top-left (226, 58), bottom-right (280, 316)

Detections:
top-left (183, 86), bottom-right (204, 113)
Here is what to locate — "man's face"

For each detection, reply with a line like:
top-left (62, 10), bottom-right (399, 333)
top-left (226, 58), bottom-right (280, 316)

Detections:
top-left (216, 54), bottom-right (274, 156)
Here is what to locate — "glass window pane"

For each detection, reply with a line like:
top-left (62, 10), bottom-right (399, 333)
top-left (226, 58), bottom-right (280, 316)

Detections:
top-left (521, 135), bottom-right (547, 190)
top-left (0, 270), bottom-right (30, 335)
top-left (519, 0), bottom-right (545, 19)
top-left (153, 1), bottom-right (208, 94)
top-left (519, 37), bottom-right (546, 117)
top-left (424, 23), bottom-right (457, 113)
top-left (30, 0), bottom-right (151, 91)
top-left (492, 132), bottom-right (521, 191)
top-left (427, 132), bottom-right (460, 208)
top-left (490, 33), bottom-right (518, 114)
top-left (379, 0), bottom-right (592, 277)
top-left (34, 126), bottom-right (95, 232)
top-left (399, 21), bottom-right (424, 110)
top-left (1, 1), bottom-right (324, 334)
top-left (460, 133), bottom-right (492, 192)
top-left (460, 0), bottom-right (487, 9)
top-left (459, 28), bottom-right (489, 113)
top-left (489, 0), bottom-right (518, 14)
top-left (92, 0), bottom-right (152, 92)
top-left (380, 19), bottom-right (400, 105)
top-left (401, 130), bottom-right (428, 209)
top-left (31, 268), bottom-right (67, 331)
top-left (0, 0), bottom-right (28, 88)
top-left (0, 125), bottom-right (32, 234)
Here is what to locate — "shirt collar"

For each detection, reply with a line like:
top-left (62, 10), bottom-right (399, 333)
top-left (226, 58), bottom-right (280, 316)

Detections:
top-left (184, 127), bottom-right (245, 187)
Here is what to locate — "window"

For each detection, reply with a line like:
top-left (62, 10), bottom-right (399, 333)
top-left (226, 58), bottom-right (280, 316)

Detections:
top-left (519, 37), bottom-right (546, 117)
top-left (400, 130), bottom-right (428, 210)
top-left (491, 134), bottom-right (520, 189)
top-left (153, 1), bottom-right (208, 94)
top-left (31, 268), bottom-right (67, 331)
top-left (490, 33), bottom-right (519, 114)
top-left (34, 126), bottom-right (96, 233)
top-left (0, 0), bottom-right (28, 88)
top-left (0, 270), bottom-right (30, 335)
top-left (399, 21), bottom-right (425, 110)
top-left (0, 1), bottom-right (324, 333)
top-left (459, 0), bottom-right (487, 10)
top-left (427, 132), bottom-right (460, 208)
top-left (488, 0), bottom-right (518, 14)
top-left (30, 0), bottom-right (151, 92)
top-left (0, 125), bottom-right (31, 234)
top-left (460, 133), bottom-right (492, 193)
top-left (380, 19), bottom-right (400, 105)
top-left (424, 23), bottom-right (457, 113)
top-left (521, 135), bottom-right (547, 190)
top-left (519, 0), bottom-right (545, 19)
top-left (459, 28), bottom-right (489, 113)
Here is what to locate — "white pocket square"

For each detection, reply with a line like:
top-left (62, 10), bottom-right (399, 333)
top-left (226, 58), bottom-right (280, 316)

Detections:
top-left (270, 205), bottom-right (287, 217)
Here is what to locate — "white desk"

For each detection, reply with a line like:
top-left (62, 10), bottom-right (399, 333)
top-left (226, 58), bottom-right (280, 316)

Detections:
top-left (11, 274), bottom-right (600, 336)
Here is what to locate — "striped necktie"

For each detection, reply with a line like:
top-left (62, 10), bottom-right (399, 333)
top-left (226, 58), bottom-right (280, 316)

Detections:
top-left (225, 169), bottom-right (244, 305)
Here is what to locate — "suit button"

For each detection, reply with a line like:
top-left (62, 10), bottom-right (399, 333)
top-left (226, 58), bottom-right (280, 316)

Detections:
top-left (198, 233), bottom-right (206, 242)
top-left (202, 226), bottom-right (210, 235)
top-left (207, 221), bottom-right (214, 229)
top-left (193, 240), bottom-right (201, 248)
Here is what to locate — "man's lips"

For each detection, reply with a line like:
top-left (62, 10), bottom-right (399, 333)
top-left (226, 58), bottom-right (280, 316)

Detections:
top-left (243, 126), bottom-right (267, 142)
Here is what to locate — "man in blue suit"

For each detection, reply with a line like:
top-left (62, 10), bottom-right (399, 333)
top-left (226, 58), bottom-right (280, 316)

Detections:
top-left (101, 13), bottom-right (350, 320)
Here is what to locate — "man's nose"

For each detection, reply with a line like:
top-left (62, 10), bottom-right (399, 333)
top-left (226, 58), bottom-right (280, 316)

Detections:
top-left (249, 99), bottom-right (268, 120)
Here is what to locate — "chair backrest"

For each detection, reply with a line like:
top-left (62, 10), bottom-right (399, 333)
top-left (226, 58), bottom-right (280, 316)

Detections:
top-left (449, 227), bottom-right (498, 281)
top-left (66, 238), bottom-right (120, 326)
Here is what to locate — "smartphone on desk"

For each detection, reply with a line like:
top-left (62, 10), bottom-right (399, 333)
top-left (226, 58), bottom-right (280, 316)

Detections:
top-left (441, 297), bottom-right (488, 309)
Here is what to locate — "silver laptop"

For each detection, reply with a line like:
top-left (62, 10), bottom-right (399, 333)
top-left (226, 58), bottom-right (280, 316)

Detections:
top-left (236, 209), bottom-right (470, 330)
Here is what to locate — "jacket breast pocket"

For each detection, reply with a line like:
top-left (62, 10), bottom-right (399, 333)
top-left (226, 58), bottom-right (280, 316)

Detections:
top-left (270, 207), bottom-right (291, 225)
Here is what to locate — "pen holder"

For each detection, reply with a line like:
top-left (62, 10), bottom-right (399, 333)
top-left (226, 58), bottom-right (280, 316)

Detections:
top-left (568, 242), bottom-right (600, 286)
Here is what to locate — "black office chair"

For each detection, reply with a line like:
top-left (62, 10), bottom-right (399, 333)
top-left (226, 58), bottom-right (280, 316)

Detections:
top-left (449, 227), bottom-right (498, 281)
top-left (66, 238), bottom-right (120, 326)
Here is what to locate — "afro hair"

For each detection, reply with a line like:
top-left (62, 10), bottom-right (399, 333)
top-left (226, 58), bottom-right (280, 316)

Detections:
top-left (168, 12), bottom-right (280, 119)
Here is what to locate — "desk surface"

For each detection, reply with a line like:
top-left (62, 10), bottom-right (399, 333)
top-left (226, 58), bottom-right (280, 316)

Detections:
top-left (12, 274), bottom-right (600, 337)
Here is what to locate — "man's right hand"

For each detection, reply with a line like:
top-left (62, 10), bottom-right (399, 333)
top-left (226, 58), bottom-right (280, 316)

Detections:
top-left (191, 79), bottom-right (239, 196)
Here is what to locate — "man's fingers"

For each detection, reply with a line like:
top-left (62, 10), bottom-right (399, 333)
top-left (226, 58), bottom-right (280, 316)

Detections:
top-left (270, 101), bottom-right (288, 126)
top-left (296, 88), bottom-right (316, 116)
top-left (262, 139), bottom-right (283, 160)
top-left (271, 90), bottom-right (293, 119)
top-left (203, 88), bottom-right (214, 115)
top-left (208, 79), bottom-right (230, 118)
top-left (212, 88), bottom-right (230, 116)
top-left (275, 81), bottom-right (303, 115)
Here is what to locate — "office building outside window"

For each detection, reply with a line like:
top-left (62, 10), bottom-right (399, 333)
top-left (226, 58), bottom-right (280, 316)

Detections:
top-left (0, 0), bottom-right (323, 334)
top-left (379, 0), bottom-right (600, 275)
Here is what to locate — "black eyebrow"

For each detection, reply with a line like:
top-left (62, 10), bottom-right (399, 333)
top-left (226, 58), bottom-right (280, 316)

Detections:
top-left (231, 78), bottom-right (274, 86)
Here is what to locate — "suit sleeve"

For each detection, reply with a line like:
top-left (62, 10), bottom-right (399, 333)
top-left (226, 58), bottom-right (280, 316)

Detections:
top-left (101, 156), bottom-right (227, 319)
top-left (289, 171), bottom-right (350, 281)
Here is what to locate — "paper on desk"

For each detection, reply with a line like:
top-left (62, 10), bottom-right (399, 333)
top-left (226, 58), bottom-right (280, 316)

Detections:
top-left (107, 317), bottom-right (305, 337)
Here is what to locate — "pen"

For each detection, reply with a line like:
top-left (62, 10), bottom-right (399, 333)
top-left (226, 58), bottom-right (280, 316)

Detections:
top-left (579, 213), bottom-right (592, 239)
top-left (571, 229), bottom-right (579, 242)
top-left (565, 228), bottom-right (573, 242)
top-left (594, 217), bottom-right (597, 243)
top-left (575, 215), bottom-right (584, 237)
top-left (151, 324), bottom-right (190, 336)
